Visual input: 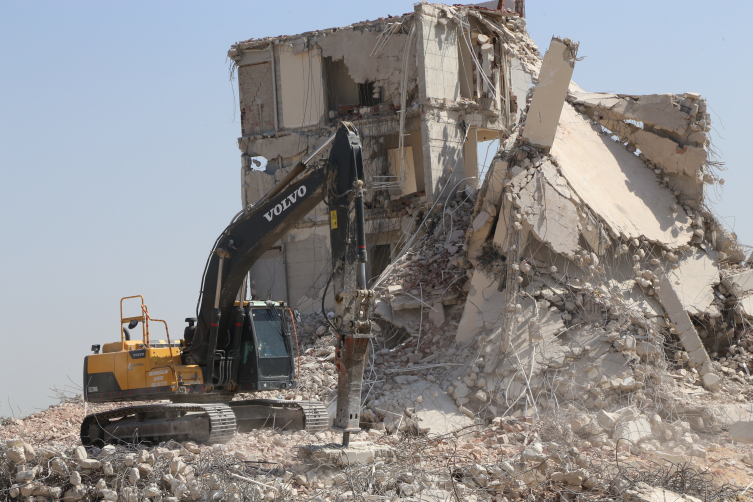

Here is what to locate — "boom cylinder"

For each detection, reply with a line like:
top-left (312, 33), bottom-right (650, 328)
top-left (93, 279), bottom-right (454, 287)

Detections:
top-left (355, 182), bottom-right (367, 290)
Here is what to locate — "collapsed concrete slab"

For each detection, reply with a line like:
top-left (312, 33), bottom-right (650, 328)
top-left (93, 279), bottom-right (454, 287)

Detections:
top-left (299, 442), bottom-right (394, 466)
top-left (551, 104), bottom-right (693, 248)
top-left (516, 170), bottom-right (580, 257)
top-left (569, 91), bottom-right (715, 205)
top-left (655, 274), bottom-right (713, 377)
top-left (666, 249), bottom-right (719, 316)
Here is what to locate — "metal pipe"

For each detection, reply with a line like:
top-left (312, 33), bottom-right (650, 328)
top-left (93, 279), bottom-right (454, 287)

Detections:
top-left (214, 258), bottom-right (225, 310)
top-left (358, 263), bottom-right (367, 290)
top-left (269, 44), bottom-right (279, 132)
top-left (239, 273), bottom-right (247, 306)
top-left (355, 181), bottom-right (367, 289)
top-left (303, 129), bottom-right (338, 165)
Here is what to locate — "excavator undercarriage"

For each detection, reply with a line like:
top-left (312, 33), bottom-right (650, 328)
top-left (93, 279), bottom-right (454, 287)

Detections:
top-left (81, 400), bottom-right (328, 446)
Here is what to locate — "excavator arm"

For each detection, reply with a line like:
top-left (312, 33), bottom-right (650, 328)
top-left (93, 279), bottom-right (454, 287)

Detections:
top-left (184, 122), bottom-right (374, 443)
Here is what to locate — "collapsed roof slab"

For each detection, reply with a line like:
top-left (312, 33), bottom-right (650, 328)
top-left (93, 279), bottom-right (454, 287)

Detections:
top-left (551, 104), bottom-right (693, 248)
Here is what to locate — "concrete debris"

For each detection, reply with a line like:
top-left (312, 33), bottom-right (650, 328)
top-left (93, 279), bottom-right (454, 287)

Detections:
top-left (5, 4), bottom-right (753, 502)
top-left (622, 482), bottom-right (703, 502)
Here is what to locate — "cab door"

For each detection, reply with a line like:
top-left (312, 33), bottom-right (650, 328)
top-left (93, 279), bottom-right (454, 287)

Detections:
top-left (252, 308), bottom-right (292, 378)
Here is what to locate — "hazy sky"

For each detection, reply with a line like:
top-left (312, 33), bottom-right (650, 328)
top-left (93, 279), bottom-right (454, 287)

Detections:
top-left (1, 1), bottom-right (750, 416)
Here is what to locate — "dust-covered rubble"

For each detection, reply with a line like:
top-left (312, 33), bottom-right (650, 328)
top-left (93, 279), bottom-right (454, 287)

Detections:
top-left (5, 2), bottom-right (753, 501)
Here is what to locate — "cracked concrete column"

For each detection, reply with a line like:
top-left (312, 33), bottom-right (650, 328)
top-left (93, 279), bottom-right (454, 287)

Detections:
top-left (415, 2), bottom-right (466, 201)
top-left (521, 37), bottom-right (578, 149)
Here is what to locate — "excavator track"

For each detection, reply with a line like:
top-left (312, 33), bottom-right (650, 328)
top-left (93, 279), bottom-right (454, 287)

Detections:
top-left (81, 399), bottom-right (328, 446)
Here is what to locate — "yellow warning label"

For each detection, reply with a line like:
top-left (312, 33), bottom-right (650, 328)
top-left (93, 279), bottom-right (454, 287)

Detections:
top-left (330, 210), bottom-right (338, 229)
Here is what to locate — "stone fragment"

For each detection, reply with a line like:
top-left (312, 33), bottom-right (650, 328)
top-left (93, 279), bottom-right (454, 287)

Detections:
top-left (65, 486), bottom-right (87, 501)
top-left (429, 302), bottom-right (445, 326)
top-left (51, 458), bottom-right (68, 475)
top-left (452, 383), bottom-right (469, 399)
top-left (623, 482), bottom-right (703, 502)
top-left (613, 418), bottom-right (652, 443)
top-left (729, 420), bottom-right (753, 444)
top-left (79, 459), bottom-right (101, 469)
top-left (128, 467), bottom-right (140, 484)
top-left (101, 489), bottom-right (118, 501)
top-left (6, 447), bottom-right (25, 464)
top-left (15, 470), bottom-right (34, 482)
top-left (73, 446), bottom-right (87, 460)
top-left (70, 471), bottom-right (82, 486)
top-left (33, 486), bottom-right (62, 499)
top-left (702, 373), bottom-right (721, 392)
top-left (170, 458), bottom-right (185, 475)
top-left (597, 410), bottom-right (619, 430)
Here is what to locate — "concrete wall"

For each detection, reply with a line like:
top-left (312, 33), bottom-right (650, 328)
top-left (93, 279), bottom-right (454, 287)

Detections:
top-left (420, 108), bottom-right (466, 200)
top-left (239, 62), bottom-right (276, 136)
top-left (248, 246), bottom-right (288, 302)
top-left (277, 45), bottom-right (325, 129)
top-left (318, 27), bottom-right (416, 108)
top-left (415, 3), bottom-right (460, 101)
top-left (458, 32), bottom-right (475, 100)
top-left (510, 56), bottom-right (532, 123)
top-left (284, 226), bottom-right (333, 314)
top-left (387, 146), bottom-right (417, 196)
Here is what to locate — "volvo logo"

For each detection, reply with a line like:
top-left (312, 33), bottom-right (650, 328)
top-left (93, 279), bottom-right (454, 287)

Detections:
top-left (262, 186), bottom-right (307, 222)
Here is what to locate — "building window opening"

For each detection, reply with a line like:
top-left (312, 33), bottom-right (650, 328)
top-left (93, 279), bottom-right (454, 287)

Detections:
top-left (358, 82), bottom-right (382, 106)
top-left (370, 244), bottom-right (391, 285)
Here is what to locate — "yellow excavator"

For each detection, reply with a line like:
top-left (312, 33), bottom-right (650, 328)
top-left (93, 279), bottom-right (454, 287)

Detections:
top-left (81, 123), bottom-right (374, 446)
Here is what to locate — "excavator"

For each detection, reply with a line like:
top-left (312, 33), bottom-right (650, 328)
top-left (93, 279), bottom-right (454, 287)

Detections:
top-left (81, 122), bottom-right (374, 447)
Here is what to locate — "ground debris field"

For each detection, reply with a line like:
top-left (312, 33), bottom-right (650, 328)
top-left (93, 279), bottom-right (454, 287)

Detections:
top-left (5, 1), bottom-right (753, 501)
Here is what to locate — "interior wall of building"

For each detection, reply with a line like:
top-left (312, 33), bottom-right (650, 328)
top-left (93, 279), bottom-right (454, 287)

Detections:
top-left (277, 45), bottom-right (326, 129)
top-left (248, 245), bottom-right (288, 303)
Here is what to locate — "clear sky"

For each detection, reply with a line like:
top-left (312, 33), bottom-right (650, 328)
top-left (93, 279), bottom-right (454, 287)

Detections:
top-left (0, 1), bottom-right (750, 416)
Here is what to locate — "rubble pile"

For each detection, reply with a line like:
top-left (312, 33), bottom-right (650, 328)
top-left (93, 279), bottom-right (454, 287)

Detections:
top-left (0, 412), bottom-right (746, 502)
top-left (5, 2), bottom-right (753, 501)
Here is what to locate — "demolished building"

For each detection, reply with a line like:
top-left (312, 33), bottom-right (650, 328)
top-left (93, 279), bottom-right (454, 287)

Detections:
top-left (228, 1), bottom-right (534, 312)
top-left (227, 0), bottom-right (753, 478)
top-left (5, 3), bottom-right (753, 502)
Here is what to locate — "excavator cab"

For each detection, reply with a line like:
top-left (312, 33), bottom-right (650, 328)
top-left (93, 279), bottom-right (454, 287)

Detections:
top-left (234, 301), bottom-right (300, 387)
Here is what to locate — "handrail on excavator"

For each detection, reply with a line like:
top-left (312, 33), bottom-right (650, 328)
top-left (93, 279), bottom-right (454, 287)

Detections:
top-left (120, 295), bottom-right (146, 343)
